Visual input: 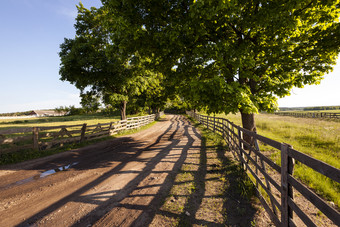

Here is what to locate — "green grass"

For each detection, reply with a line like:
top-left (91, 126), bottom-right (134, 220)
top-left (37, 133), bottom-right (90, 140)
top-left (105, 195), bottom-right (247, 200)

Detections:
top-left (213, 112), bottom-right (340, 208)
top-left (0, 114), bottom-right (122, 131)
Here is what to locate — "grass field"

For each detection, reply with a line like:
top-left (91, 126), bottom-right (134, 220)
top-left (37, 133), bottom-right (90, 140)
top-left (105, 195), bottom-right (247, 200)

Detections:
top-left (0, 114), bottom-right (122, 131)
top-left (213, 113), bottom-right (340, 208)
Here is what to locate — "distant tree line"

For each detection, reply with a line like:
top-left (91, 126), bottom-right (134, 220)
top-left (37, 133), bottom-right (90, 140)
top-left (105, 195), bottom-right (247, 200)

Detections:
top-left (279, 106), bottom-right (340, 112)
top-left (0, 111), bottom-right (32, 117)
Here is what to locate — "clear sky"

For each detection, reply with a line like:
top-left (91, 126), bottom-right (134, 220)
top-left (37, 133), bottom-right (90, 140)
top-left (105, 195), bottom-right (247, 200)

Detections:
top-left (0, 0), bottom-right (102, 114)
top-left (0, 1), bottom-right (339, 114)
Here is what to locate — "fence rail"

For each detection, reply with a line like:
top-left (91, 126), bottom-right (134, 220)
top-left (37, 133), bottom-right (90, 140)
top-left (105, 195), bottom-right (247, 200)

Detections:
top-left (187, 111), bottom-right (340, 227)
top-left (275, 112), bottom-right (340, 119)
top-left (0, 112), bottom-right (163, 154)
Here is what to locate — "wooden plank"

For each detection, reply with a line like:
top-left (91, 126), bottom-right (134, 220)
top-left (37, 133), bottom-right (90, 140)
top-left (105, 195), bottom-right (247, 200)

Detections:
top-left (257, 139), bottom-right (279, 216)
top-left (289, 218), bottom-right (297, 227)
top-left (40, 137), bottom-right (80, 149)
top-left (86, 122), bottom-right (112, 128)
top-left (85, 130), bottom-right (110, 139)
top-left (239, 128), bottom-right (282, 150)
top-left (281, 143), bottom-right (289, 227)
top-left (254, 183), bottom-right (282, 227)
top-left (110, 123), bottom-right (127, 129)
top-left (51, 127), bottom-right (73, 140)
top-left (288, 175), bottom-right (340, 225)
top-left (40, 129), bottom-right (83, 139)
top-left (244, 158), bottom-right (282, 210)
top-left (287, 150), bottom-right (294, 220)
top-left (247, 143), bottom-right (281, 173)
top-left (238, 128), bottom-right (245, 170)
top-left (39, 124), bottom-right (84, 131)
top-left (288, 147), bottom-right (340, 183)
top-left (288, 198), bottom-right (317, 227)
top-left (242, 148), bottom-right (281, 191)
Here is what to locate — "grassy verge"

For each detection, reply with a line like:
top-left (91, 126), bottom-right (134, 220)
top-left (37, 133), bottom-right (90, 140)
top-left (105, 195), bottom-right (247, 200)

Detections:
top-left (154, 116), bottom-right (264, 226)
top-left (0, 118), bottom-right (160, 166)
top-left (215, 112), bottom-right (340, 208)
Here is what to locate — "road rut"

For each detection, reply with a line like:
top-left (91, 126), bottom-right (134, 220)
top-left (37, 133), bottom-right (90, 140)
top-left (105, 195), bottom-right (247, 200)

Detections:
top-left (0, 115), bottom-right (202, 227)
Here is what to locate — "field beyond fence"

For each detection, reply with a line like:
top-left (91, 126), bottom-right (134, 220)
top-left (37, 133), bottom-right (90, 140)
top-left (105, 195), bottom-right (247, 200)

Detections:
top-left (0, 113), bottom-right (163, 155)
top-left (275, 111), bottom-right (340, 119)
top-left (187, 111), bottom-right (340, 227)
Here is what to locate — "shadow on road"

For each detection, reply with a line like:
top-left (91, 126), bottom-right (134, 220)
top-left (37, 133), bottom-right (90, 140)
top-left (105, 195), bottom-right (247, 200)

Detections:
top-left (7, 115), bottom-right (259, 226)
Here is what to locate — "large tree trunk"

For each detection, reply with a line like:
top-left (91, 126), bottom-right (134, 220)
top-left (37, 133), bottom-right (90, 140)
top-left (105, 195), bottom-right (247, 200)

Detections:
top-left (152, 107), bottom-right (157, 114)
top-left (240, 111), bottom-right (257, 149)
top-left (120, 101), bottom-right (127, 120)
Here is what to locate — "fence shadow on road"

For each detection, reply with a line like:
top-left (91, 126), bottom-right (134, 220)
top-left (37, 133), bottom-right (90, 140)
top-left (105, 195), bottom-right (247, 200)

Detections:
top-left (13, 114), bottom-right (259, 226)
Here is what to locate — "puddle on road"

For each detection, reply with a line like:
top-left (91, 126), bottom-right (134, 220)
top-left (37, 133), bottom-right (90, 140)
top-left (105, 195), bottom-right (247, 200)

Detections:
top-left (1, 162), bottom-right (79, 190)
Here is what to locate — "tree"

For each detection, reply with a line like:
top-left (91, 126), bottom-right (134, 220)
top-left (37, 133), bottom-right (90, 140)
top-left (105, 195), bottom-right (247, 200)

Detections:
top-left (59, 3), bottom-right (157, 120)
top-left (103, 0), bottom-right (340, 136)
top-left (80, 91), bottom-right (101, 114)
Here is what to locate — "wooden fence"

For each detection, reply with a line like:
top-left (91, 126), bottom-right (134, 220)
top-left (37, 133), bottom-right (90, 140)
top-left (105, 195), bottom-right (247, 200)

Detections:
top-left (0, 112), bottom-right (163, 154)
top-left (275, 112), bottom-right (340, 119)
top-left (187, 111), bottom-right (340, 227)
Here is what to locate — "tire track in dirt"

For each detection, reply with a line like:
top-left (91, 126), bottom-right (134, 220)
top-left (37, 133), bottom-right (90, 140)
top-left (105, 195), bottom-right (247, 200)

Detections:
top-left (0, 115), bottom-right (270, 227)
top-left (0, 115), bottom-right (200, 227)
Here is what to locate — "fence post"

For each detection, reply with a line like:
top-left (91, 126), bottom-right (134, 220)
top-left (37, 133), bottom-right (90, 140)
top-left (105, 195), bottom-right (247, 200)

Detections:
top-left (33, 127), bottom-right (39, 150)
top-left (213, 116), bottom-right (216, 132)
top-left (237, 127), bottom-right (246, 170)
top-left (281, 143), bottom-right (295, 226)
top-left (222, 119), bottom-right (225, 141)
top-left (226, 121), bottom-right (230, 145)
top-left (109, 122), bottom-right (113, 135)
top-left (80, 123), bottom-right (87, 142)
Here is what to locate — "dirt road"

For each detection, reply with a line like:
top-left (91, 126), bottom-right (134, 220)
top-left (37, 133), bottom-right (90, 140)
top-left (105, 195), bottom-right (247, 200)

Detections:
top-left (0, 115), bottom-right (266, 227)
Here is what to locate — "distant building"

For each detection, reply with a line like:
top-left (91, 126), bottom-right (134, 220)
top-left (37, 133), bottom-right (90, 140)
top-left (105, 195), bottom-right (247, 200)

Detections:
top-left (29, 110), bottom-right (66, 117)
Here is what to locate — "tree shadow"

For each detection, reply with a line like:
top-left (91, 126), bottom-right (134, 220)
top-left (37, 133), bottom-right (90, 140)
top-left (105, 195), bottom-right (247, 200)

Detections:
top-left (5, 115), bottom-right (258, 227)
top-left (215, 138), bottom-right (258, 226)
top-left (13, 115), bottom-right (182, 226)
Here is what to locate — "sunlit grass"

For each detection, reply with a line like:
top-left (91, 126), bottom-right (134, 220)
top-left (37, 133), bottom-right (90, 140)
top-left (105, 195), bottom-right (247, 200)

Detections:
top-left (0, 114), bottom-right (121, 131)
top-left (212, 112), bottom-right (340, 207)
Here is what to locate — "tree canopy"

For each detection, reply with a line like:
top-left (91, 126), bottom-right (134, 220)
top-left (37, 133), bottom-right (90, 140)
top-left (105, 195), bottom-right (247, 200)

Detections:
top-left (59, 3), bottom-right (164, 119)
top-left (101, 0), bottom-right (340, 131)
top-left (60, 1), bottom-right (340, 133)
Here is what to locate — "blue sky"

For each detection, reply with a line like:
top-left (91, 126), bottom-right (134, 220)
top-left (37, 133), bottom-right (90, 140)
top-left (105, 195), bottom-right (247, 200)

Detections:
top-left (0, 0), bottom-right (102, 113)
top-left (0, 0), bottom-right (339, 113)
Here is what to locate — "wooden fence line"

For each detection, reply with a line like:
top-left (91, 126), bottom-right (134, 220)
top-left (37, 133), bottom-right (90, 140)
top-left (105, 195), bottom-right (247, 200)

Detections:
top-left (186, 111), bottom-right (340, 227)
top-left (0, 112), bottom-right (163, 154)
top-left (274, 112), bottom-right (340, 119)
